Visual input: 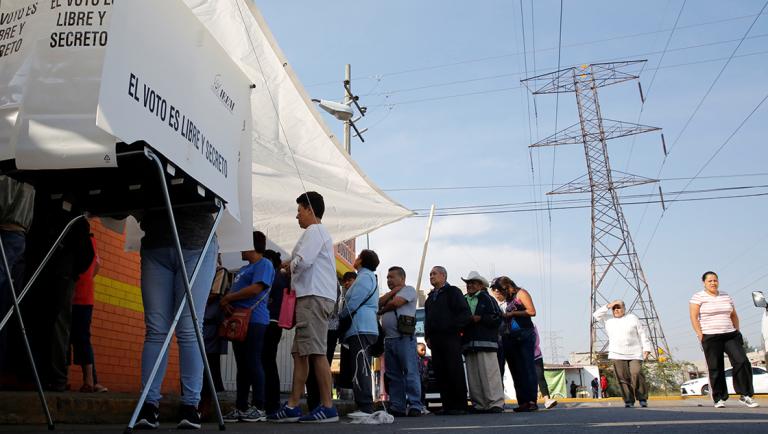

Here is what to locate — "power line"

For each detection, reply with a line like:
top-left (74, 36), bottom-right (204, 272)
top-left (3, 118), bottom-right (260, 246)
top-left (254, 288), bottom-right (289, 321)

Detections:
top-left (666, 0), bottom-right (768, 155)
top-left (410, 188), bottom-right (768, 217)
top-left (366, 48), bottom-right (768, 108)
top-left (303, 11), bottom-right (767, 87)
top-left (382, 172), bottom-right (768, 192)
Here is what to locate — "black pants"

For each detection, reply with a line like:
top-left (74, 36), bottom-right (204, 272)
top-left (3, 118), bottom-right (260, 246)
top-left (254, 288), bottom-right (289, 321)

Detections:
top-left (232, 323), bottom-right (266, 410)
top-left (430, 333), bottom-right (467, 411)
top-left (261, 322), bottom-right (283, 413)
top-left (345, 334), bottom-right (376, 413)
top-left (306, 328), bottom-right (339, 410)
top-left (702, 330), bottom-right (754, 402)
top-left (534, 357), bottom-right (549, 397)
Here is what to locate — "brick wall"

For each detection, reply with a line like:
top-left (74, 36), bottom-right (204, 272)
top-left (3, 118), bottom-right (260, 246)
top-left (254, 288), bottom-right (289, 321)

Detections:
top-left (67, 219), bottom-right (181, 393)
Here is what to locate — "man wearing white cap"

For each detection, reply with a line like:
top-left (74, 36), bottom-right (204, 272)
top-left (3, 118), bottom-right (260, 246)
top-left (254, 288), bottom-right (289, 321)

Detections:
top-left (461, 271), bottom-right (504, 413)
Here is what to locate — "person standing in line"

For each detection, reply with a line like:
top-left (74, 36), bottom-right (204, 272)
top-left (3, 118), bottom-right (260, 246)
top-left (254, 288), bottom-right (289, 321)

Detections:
top-left (424, 266), bottom-right (471, 415)
top-left (494, 277), bottom-right (539, 412)
top-left (593, 300), bottom-right (651, 408)
top-left (262, 249), bottom-right (287, 415)
top-left (590, 378), bottom-right (599, 399)
top-left (134, 206), bottom-right (218, 430)
top-left (335, 271), bottom-right (357, 396)
top-left (690, 271), bottom-right (760, 409)
top-left (600, 374), bottom-right (608, 398)
top-left (0, 176), bottom-right (34, 381)
top-left (416, 342), bottom-right (429, 406)
top-left (306, 272), bottom-right (349, 409)
top-left (200, 255), bottom-right (231, 416)
top-left (532, 326), bottom-right (557, 409)
top-left (460, 271), bottom-right (504, 414)
top-left (268, 192), bottom-right (339, 423)
top-left (570, 381), bottom-right (577, 398)
top-left (379, 266), bottom-right (423, 417)
top-left (490, 283), bottom-right (507, 385)
top-left (69, 232), bottom-right (107, 393)
top-left (221, 231), bottom-right (274, 423)
top-left (338, 249), bottom-right (380, 416)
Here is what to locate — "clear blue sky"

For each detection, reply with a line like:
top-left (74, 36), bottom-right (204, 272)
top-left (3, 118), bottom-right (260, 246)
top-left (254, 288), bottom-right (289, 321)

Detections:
top-left (256, 0), bottom-right (768, 363)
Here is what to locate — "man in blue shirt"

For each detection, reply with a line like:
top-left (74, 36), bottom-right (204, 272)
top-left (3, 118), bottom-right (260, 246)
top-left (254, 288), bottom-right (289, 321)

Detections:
top-left (221, 231), bottom-right (274, 423)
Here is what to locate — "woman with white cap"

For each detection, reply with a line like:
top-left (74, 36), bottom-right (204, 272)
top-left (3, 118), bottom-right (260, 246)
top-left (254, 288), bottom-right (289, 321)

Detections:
top-left (592, 299), bottom-right (651, 408)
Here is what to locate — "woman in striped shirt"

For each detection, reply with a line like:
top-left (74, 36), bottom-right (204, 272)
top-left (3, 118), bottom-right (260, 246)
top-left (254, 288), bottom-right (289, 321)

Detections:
top-left (689, 271), bottom-right (759, 408)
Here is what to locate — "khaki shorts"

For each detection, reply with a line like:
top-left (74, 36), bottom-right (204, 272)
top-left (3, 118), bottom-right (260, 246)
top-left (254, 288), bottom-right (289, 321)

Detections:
top-left (292, 295), bottom-right (335, 356)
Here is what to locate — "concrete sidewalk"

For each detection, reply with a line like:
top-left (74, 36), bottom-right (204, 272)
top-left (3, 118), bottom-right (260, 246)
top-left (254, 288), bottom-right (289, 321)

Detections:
top-left (0, 391), bottom-right (357, 425)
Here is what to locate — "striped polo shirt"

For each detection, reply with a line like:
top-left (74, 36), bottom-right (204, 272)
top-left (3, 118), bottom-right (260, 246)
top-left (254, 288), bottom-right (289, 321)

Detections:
top-left (689, 290), bottom-right (736, 335)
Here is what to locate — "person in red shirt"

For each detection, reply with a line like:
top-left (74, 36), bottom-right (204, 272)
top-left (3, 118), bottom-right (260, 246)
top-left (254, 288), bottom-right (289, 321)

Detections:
top-left (600, 374), bottom-right (608, 398)
top-left (70, 232), bottom-right (107, 393)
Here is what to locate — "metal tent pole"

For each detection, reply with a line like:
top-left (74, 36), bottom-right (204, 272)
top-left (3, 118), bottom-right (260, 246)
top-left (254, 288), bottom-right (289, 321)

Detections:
top-left (124, 148), bottom-right (226, 432)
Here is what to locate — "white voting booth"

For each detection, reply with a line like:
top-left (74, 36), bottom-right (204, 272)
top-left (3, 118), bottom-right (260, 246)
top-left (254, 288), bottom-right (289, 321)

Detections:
top-left (0, 0), bottom-right (412, 430)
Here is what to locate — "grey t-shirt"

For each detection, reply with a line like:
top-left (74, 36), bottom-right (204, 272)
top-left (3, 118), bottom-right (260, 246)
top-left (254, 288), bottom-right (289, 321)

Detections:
top-left (381, 285), bottom-right (417, 338)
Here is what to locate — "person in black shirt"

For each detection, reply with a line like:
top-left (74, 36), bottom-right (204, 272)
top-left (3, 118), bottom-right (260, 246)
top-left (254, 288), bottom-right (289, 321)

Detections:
top-left (424, 266), bottom-right (471, 415)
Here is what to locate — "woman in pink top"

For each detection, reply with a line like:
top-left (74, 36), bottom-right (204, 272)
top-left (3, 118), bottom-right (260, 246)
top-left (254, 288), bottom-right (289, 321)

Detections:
top-left (689, 271), bottom-right (757, 408)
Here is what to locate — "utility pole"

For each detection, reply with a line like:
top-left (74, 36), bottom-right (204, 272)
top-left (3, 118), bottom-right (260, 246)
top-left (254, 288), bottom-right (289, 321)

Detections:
top-left (343, 64), bottom-right (351, 154)
top-left (522, 61), bottom-right (670, 363)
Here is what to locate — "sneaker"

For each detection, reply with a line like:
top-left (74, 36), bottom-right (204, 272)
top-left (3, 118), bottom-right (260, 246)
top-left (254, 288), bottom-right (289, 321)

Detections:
top-left (267, 403), bottom-right (302, 423)
top-left (639, 400), bottom-right (648, 408)
top-left (624, 402), bottom-right (634, 408)
top-left (241, 406), bottom-right (267, 422)
top-left (135, 402), bottom-right (159, 430)
top-left (387, 409), bottom-right (407, 417)
top-left (407, 408), bottom-right (423, 417)
top-left (739, 396), bottom-right (760, 408)
top-left (298, 405), bottom-right (339, 423)
top-left (714, 400), bottom-right (726, 408)
top-left (177, 405), bottom-right (201, 430)
top-left (223, 408), bottom-right (245, 423)
top-left (544, 399), bottom-right (558, 409)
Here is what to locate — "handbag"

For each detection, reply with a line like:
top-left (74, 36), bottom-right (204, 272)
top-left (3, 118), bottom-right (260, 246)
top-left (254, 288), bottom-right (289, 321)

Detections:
top-left (218, 290), bottom-right (269, 341)
top-left (278, 287), bottom-right (297, 329)
top-left (218, 305), bottom-right (254, 341)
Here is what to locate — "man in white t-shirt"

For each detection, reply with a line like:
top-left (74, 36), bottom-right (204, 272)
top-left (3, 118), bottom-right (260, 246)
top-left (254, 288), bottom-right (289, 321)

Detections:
top-left (379, 266), bottom-right (423, 417)
top-left (268, 192), bottom-right (338, 423)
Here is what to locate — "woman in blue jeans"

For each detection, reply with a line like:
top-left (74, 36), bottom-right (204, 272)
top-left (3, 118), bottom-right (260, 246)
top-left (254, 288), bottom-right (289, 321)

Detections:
top-left (135, 208), bottom-right (218, 430)
top-left (493, 276), bottom-right (538, 412)
top-left (221, 231), bottom-right (275, 423)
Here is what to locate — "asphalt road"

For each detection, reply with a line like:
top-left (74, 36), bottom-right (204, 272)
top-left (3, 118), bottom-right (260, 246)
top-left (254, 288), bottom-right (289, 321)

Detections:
top-left (3, 398), bottom-right (768, 433)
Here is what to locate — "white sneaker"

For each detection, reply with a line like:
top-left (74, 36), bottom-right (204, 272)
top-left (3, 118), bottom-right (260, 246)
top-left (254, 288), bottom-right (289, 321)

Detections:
top-left (739, 396), bottom-right (760, 408)
top-left (714, 400), bottom-right (726, 408)
top-left (544, 399), bottom-right (558, 409)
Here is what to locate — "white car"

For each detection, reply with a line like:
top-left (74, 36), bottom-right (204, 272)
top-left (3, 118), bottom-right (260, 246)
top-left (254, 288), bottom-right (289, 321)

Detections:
top-left (680, 366), bottom-right (768, 396)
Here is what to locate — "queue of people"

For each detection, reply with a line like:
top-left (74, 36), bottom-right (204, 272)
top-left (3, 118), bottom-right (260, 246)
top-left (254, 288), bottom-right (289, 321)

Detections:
top-left (1, 183), bottom-right (764, 432)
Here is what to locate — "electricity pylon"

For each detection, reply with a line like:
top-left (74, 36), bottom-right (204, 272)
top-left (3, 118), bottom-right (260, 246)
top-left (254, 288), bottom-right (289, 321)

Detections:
top-left (522, 61), bottom-right (670, 363)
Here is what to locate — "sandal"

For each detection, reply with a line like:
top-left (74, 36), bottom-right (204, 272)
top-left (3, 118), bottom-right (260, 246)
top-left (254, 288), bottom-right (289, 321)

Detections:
top-left (94, 384), bottom-right (108, 393)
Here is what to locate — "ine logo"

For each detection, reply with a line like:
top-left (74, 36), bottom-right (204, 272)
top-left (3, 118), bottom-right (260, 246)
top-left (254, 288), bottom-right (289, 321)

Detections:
top-left (211, 74), bottom-right (235, 113)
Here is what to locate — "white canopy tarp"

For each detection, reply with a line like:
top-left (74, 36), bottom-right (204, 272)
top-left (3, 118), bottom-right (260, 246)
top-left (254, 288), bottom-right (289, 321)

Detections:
top-left (0, 0), bottom-right (412, 253)
top-left (184, 0), bottom-right (413, 251)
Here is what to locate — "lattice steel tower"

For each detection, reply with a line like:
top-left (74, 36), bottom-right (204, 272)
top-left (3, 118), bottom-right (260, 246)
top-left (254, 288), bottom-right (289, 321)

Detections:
top-left (522, 61), bottom-right (670, 362)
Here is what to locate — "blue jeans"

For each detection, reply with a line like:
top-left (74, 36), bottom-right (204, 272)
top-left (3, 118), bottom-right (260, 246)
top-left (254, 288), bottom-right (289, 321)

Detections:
top-left (140, 240), bottom-right (217, 406)
top-left (502, 328), bottom-right (538, 404)
top-left (384, 335), bottom-right (423, 413)
top-left (233, 322), bottom-right (267, 410)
